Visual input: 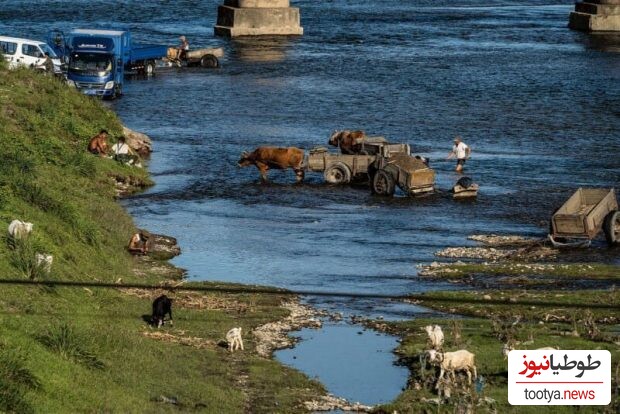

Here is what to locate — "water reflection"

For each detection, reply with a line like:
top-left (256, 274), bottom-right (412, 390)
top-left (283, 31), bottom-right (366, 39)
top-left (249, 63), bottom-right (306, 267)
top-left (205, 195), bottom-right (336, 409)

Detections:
top-left (229, 36), bottom-right (296, 62)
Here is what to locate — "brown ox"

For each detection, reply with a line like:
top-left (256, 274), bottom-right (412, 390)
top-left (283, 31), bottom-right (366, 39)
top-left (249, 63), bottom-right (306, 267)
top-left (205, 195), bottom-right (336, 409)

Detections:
top-left (88, 130), bottom-right (109, 156)
top-left (328, 130), bottom-right (366, 154)
top-left (238, 147), bottom-right (305, 183)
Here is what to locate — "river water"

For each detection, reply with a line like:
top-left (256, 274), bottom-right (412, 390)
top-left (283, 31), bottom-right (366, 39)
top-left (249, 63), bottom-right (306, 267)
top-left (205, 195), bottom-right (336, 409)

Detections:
top-left (3, 0), bottom-right (619, 406)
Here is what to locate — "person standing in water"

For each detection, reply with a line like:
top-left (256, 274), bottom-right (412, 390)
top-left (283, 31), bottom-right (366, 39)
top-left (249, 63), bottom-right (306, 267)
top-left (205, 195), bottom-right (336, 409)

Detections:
top-left (446, 136), bottom-right (471, 173)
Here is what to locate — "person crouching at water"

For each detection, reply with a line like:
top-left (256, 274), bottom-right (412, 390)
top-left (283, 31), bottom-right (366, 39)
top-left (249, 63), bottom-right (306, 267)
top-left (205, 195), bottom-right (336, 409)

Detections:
top-left (111, 136), bottom-right (139, 165)
top-left (88, 129), bottom-right (109, 156)
top-left (446, 136), bottom-right (471, 173)
top-left (128, 231), bottom-right (150, 255)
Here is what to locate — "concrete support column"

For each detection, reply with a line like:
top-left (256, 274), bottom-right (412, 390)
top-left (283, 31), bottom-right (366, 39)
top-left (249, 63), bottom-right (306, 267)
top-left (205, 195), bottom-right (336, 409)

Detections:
top-left (214, 0), bottom-right (303, 37)
top-left (569, 0), bottom-right (620, 31)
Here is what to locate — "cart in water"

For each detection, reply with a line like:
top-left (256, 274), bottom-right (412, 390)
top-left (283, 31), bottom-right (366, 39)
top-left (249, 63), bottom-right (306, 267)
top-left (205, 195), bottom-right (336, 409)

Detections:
top-left (549, 188), bottom-right (619, 247)
top-left (160, 47), bottom-right (224, 71)
top-left (369, 153), bottom-right (435, 196)
top-left (307, 140), bottom-right (411, 185)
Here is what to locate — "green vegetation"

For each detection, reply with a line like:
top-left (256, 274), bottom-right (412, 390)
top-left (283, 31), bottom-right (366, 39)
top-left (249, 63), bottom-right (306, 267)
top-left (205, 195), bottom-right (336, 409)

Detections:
top-left (375, 317), bottom-right (619, 414)
top-left (0, 67), bottom-right (324, 412)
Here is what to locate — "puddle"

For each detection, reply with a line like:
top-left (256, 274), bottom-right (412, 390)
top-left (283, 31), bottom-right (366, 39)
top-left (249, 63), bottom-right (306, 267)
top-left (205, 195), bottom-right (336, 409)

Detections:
top-left (275, 321), bottom-right (409, 406)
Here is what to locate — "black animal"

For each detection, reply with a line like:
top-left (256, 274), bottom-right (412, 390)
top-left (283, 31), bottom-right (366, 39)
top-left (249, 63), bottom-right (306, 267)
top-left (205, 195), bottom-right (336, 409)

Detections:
top-left (151, 295), bottom-right (173, 328)
top-left (455, 176), bottom-right (473, 189)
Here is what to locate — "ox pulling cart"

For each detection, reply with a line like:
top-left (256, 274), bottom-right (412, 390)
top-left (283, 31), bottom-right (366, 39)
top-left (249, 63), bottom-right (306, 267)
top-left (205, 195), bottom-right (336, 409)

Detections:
top-left (549, 188), bottom-right (619, 247)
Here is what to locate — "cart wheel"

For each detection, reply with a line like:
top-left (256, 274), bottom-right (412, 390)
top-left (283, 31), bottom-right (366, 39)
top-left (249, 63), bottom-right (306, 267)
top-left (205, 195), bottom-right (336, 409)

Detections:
top-left (604, 210), bottom-right (620, 246)
top-left (145, 60), bottom-right (156, 76)
top-left (372, 169), bottom-right (395, 196)
top-left (200, 54), bottom-right (219, 68)
top-left (324, 162), bottom-right (352, 185)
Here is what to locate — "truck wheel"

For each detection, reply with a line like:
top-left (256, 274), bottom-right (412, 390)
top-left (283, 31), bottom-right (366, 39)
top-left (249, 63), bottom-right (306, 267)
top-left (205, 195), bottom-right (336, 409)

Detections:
top-left (145, 60), bottom-right (156, 76)
top-left (324, 162), bottom-right (351, 184)
top-left (372, 169), bottom-right (395, 196)
top-left (200, 54), bottom-right (219, 68)
top-left (604, 210), bottom-right (620, 246)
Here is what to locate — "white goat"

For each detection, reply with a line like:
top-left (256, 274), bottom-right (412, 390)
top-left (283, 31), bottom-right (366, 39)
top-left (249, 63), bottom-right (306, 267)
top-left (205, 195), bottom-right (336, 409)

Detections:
top-left (226, 327), bottom-right (244, 352)
top-left (427, 349), bottom-right (477, 387)
top-left (8, 220), bottom-right (33, 239)
top-left (35, 253), bottom-right (53, 274)
top-left (424, 325), bottom-right (444, 350)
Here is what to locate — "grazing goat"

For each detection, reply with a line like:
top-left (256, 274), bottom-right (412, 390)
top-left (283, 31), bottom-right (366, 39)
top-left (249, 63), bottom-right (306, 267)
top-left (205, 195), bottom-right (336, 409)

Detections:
top-left (226, 327), bottom-right (244, 352)
top-left (427, 349), bottom-right (477, 388)
top-left (35, 253), bottom-right (53, 274)
top-left (8, 220), bottom-right (33, 239)
top-left (151, 295), bottom-right (173, 328)
top-left (424, 325), bottom-right (444, 350)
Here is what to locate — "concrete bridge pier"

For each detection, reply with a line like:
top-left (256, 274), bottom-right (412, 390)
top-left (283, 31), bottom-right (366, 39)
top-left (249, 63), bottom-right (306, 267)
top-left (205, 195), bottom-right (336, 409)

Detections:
top-left (214, 0), bottom-right (303, 37)
top-left (569, 0), bottom-right (620, 31)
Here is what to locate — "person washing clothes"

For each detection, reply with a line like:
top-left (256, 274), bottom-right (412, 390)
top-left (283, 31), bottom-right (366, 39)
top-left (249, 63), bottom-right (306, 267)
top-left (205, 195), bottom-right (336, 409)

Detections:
top-left (111, 136), bottom-right (139, 165)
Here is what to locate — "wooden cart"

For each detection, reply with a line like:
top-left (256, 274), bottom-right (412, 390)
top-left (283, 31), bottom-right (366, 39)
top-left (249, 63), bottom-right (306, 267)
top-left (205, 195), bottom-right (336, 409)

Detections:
top-left (370, 153), bottom-right (435, 197)
top-left (549, 188), bottom-right (619, 247)
top-left (307, 142), bottom-right (411, 185)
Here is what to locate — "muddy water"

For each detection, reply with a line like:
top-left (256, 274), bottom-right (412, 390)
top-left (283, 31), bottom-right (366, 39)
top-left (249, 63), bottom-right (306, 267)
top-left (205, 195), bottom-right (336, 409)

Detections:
top-left (4, 0), bottom-right (619, 406)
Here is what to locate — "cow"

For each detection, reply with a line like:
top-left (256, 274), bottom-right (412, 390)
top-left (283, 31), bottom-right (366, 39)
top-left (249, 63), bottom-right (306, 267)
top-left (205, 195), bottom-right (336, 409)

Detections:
top-left (8, 219), bottom-right (33, 239)
top-left (328, 130), bottom-right (366, 155)
top-left (226, 327), bottom-right (244, 352)
top-left (238, 147), bottom-right (305, 183)
top-left (151, 295), bottom-right (173, 328)
top-left (88, 129), bottom-right (109, 156)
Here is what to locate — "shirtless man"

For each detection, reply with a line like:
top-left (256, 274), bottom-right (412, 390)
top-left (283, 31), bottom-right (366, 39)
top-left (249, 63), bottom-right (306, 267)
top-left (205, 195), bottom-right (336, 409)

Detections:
top-left (446, 136), bottom-right (471, 173)
top-left (176, 36), bottom-right (189, 61)
top-left (127, 231), bottom-right (150, 255)
top-left (87, 129), bottom-right (109, 156)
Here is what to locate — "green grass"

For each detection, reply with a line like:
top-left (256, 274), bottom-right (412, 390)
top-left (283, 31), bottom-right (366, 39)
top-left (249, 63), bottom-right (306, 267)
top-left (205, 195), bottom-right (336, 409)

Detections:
top-left (0, 66), bottom-right (325, 412)
top-left (374, 317), bottom-right (620, 414)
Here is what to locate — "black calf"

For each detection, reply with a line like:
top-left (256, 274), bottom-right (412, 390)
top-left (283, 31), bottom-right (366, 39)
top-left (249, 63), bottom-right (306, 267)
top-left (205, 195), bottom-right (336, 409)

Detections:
top-left (151, 295), bottom-right (173, 328)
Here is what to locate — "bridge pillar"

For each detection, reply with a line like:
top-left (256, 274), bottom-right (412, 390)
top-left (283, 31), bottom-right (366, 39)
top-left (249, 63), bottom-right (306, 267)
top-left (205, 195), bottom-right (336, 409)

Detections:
top-left (214, 0), bottom-right (303, 37)
top-left (569, 0), bottom-right (620, 31)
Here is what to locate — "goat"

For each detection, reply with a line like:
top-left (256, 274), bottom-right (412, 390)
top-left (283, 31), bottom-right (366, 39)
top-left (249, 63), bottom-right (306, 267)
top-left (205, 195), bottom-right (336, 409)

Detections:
top-left (35, 253), bottom-right (53, 274)
top-left (8, 220), bottom-right (33, 239)
top-left (424, 325), bottom-right (444, 350)
top-left (226, 327), bottom-right (244, 352)
top-left (427, 349), bottom-right (477, 388)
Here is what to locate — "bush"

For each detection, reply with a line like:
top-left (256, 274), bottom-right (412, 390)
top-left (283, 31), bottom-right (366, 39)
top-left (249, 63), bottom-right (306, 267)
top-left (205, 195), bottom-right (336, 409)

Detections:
top-left (7, 236), bottom-right (49, 280)
top-left (37, 323), bottom-right (105, 370)
top-left (0, 344), bottom-right (40, 413)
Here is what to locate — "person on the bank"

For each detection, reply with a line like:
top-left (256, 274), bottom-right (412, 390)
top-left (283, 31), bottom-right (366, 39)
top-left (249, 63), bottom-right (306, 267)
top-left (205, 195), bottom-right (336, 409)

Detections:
top-left (88, 129), bottom-right (109, 156)
top-left (127, 231), bottom-right (150, 255)
top-left (111, 136), bottom-right (139, 165)
top-left (446, 136), bottom-right (471, 173)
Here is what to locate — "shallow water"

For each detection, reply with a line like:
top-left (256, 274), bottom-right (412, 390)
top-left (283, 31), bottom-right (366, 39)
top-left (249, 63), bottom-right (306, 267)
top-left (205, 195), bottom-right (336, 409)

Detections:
top-left (3, 0), bottom-right (619, 406)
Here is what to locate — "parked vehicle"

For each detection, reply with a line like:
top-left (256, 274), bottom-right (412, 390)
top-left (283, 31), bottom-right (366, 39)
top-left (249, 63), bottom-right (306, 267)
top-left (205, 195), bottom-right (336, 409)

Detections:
top-left (49, 29), bottom-right (168, 98)
top-left (0, 36), bottom-right (62, 74)
top-left (549, 188), bottom-right (619, 247)
top-left (369, 153), bottom-right (435, 196)
top-left (307, 139), bottom-right (411, 184)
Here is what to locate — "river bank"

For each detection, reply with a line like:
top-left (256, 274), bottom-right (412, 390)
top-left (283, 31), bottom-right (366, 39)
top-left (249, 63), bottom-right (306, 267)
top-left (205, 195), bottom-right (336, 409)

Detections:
top-left (0, 67), bottom-right (346, 413)
top-left (365, 235), bottom-right (620, 413)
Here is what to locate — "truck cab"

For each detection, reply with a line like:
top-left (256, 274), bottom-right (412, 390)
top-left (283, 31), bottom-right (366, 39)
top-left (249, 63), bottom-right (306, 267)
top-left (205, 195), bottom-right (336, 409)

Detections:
top-left (64, 30), bottom-right (128, 98)
top-left (0, 36), bottom-right (62, 74)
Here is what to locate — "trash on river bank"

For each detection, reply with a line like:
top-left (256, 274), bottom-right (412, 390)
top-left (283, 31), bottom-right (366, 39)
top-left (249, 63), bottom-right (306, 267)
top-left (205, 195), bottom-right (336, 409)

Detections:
top-left (304, 394), bottom-right (373, 412)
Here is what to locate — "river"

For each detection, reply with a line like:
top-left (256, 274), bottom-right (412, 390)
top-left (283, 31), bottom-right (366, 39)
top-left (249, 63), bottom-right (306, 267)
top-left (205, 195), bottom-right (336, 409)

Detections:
top-left (3, 0), bottom-right (619, 406)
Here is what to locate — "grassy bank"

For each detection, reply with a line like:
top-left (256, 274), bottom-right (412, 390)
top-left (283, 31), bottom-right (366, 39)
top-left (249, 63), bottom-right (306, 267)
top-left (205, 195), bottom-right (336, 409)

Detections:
top-left (0, 66), bottom-right (324, 412)
top-left (375, 317), bottom-right (619, 414)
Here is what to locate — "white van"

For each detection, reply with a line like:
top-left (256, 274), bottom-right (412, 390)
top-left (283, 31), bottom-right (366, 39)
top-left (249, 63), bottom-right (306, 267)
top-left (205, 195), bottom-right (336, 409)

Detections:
top-left (0, 36), bottom-right (62, 73)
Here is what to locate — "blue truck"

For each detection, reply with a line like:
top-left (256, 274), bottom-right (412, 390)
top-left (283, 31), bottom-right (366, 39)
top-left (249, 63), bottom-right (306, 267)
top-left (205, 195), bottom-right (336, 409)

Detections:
top-left (48, 29), bottom-right (167, 98)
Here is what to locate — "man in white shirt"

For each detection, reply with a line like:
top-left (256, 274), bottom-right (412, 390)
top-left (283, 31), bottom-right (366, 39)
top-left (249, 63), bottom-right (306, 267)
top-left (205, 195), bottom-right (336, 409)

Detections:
top-left (111, 136), bottom-right (138, 165)
top-left (446, 136), bottom-right (471, 173)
